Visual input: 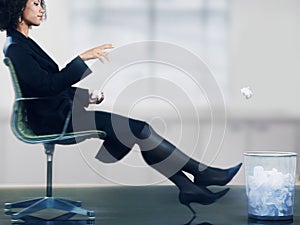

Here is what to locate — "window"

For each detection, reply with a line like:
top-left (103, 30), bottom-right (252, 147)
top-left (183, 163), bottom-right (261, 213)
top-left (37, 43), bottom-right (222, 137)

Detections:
top-left (71, 0), bottom-right (230, 107)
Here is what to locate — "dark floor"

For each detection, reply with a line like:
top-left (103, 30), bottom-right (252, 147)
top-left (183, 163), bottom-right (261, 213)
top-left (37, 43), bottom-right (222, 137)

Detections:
top-left (0, 185), bottom-right (299, 225)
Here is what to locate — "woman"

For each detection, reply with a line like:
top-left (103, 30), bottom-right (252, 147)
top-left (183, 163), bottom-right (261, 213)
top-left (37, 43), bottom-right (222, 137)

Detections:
top-left (0, 0), bottom-right (241, 213)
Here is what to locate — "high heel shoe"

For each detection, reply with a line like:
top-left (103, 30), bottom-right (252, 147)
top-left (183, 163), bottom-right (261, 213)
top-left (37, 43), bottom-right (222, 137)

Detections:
top-left (194, 163), bottom-right (242, 186)
top-left (179, 185), bottom-right (230, 214)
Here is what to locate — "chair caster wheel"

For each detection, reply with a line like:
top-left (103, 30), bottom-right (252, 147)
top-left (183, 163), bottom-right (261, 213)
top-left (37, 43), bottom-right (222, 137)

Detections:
top-left (4, 203), bottom-right (12, 209)
top-left (87, 211), bottom-right (95, 219)
top-left (4, 210), bottom-right (13, 216)
top-left (4, 208), bottom-right (11, 212)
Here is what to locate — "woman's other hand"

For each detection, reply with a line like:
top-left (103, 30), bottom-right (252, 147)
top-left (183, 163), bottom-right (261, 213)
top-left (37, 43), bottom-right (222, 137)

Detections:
top-left (79, 44), bottom-right (114, 63)
top-left (89, 90), bottom-right (105, 104)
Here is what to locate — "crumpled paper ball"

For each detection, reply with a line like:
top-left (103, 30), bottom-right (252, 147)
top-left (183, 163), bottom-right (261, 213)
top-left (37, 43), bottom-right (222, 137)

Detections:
top-left (240, 86), bottom-right (253, 99)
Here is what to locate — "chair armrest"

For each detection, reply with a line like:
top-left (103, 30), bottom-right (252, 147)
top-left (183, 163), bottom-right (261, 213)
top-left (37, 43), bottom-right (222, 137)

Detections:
top-left (14, 97), bottom-right (106, 143)
top-left (16, 97), bottom-right (41, 101)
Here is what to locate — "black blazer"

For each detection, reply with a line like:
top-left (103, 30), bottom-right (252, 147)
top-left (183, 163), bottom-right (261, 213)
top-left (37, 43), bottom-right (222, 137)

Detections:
top-left (3, 29), bottom-right (92, 134)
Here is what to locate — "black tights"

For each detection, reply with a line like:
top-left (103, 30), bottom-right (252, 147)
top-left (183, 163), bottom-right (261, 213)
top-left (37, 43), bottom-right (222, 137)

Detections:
top-left (137, 123), bottom-right (202, 190)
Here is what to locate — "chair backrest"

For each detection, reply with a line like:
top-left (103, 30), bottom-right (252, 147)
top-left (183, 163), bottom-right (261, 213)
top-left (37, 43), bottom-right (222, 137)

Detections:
top-left (3, 57), bottom-right (38, 142)
top-left (4, 57), bottom-right (23, 99)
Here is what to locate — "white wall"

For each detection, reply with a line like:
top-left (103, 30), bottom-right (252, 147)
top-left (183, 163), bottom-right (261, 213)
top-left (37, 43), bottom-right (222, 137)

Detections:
top-left (1, 0), bottom-right (300, 187)
top-left (230, 0), bottom-right (300, 115)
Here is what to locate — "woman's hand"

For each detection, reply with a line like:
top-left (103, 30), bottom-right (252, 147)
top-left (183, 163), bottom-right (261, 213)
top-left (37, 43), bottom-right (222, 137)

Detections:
top-left (89, 90), bottom-right (105, 104)
top-left (79, 44), bottom-right (114, 63)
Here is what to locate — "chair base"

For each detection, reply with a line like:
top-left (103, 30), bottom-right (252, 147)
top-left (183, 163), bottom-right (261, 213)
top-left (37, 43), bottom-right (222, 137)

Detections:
top-left (4, 197), bottom-right (95, 220)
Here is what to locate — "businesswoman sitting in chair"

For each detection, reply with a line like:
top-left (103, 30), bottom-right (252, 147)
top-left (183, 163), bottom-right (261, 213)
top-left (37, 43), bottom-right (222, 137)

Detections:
top-left (0, 0), bottom-right (241, 214)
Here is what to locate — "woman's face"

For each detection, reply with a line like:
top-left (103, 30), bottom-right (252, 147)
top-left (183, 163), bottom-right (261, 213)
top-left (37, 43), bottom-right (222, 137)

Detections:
top-left (22, 0), bottom-right (45, 27)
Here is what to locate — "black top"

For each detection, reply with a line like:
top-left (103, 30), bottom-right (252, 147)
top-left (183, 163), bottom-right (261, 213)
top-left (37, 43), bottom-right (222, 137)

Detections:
top-left (3, 29), bottom-right (92, 134)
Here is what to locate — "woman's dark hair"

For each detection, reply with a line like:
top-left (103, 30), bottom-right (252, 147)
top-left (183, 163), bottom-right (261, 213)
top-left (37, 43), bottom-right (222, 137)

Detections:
top-left (0, 0), bottom-right (46, 31)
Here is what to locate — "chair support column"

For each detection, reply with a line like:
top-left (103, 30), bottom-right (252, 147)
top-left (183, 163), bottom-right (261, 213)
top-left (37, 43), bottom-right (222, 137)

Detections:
top-left (5, 142), bottom-right (96, 220)
top-left (44, 143), bottom-right (55, 198)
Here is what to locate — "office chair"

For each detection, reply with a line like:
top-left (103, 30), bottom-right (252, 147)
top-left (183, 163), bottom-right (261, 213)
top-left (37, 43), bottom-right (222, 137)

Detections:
top-left (3, 57), bottom-right (107, 221)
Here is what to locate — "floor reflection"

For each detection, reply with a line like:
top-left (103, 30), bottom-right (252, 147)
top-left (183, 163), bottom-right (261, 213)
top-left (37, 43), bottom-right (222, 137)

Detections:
top-left (248, 218), bottom-right (294, 225)
top-left (7, 214), bottom-right (296, 225)
top-left (1, 186), bottom-right (299, 225)
top-left (10, 215), bottom-right (216, 225)
top-left (184, 215), bottom-right (213, 225)
top-left (9, 212), bottom-right (94, 225)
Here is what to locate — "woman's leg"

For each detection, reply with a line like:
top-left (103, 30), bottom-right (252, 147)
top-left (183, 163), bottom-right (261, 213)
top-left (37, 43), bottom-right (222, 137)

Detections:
top-left (137, 123), bottom-right (242, 186)
top-left (137, 123), bottom-right (231, 210)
